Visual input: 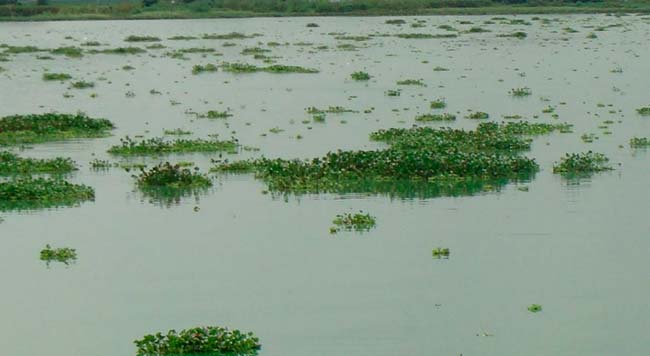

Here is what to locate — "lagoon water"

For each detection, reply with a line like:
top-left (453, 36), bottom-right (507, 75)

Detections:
top-left (1, 14), bottom-right (650, 356)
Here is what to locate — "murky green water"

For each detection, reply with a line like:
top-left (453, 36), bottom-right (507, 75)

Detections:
top-left (1, 14), bottom-right (650, 356)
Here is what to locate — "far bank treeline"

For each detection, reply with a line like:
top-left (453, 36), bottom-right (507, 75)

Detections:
top-left (0, 0), bottom-right (647, 20)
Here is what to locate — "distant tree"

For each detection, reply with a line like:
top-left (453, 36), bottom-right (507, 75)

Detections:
top-left (0, 0), bottom-right (18, 5)
top-left (142, 0), bottom-right (158, 6)
top-left (36, 0), bottom-right (50, 5)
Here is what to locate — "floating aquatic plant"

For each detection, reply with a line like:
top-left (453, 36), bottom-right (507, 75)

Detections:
top-left (497, 31), bottom-right (527, 39)
top-left (124, 35), bottom-right (161, 42)
top-left (135, 162), bottom-right (211, 189)
top-left (552, 152), bottom-right (613, 175)
top-left (306, 106), bottom-right (357, 114)
top-left (432, 247), bottom-right (450, 259)
top-left (43, 72), bottom-right (72, 81)
top-left (466, 111), bottom-right (489, 120)
top-left (0, 151), bottom-right (76, 175)
top-left (108, 136), bottom-right (239, 156)
top-left (221, 62), bottom-right (318, 74)
top-left (395, 33), bottom-right (457, 39)
top-left (0, 112), bottom-right (115, 145)
top-left (397, 79), bottom-right (425, 86)
top-left (71, 81), bottom-right (94, 89)
top-left (636, 107), bottom-right (650, 116)
top-left (50, 46), bottom-right (83, 58)
top-left (40, 244), bottom-right (77, 266)
top-left (191, 63), bottom-right (218, 74)
top-left (430, 99), bottom-right (446, 109)
top-left (528, 304), bottom-right (542, 313)
top-left (330, 211), bottom-right (376, 233)
top-left (509, 87), bottom-right (532, 97)
top-left (0, 177), bottom-right (94, 211)
top-left (630, 137), bottom-right (650, 148)
top-left (350, 71), bottom-right (371, 81)
top-left (202, 32), bottom-right (260, 40)
top-left (415, 113), bottom-right (456, 122)
top-left (89, 159), bottom-right (113, 169)
top-left (90, 47), bottom-right (146, 55)
top-left (134, 325), bottom-right (261, 356)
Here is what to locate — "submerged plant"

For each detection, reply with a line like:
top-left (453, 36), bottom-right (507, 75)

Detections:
top-left (0, 177), bottom-right (94, 211)
top-left (552, 152), bottom-right (613, 175)
top-left (40, 244), bottom-right (77, 266)
top-left (134, 325), bottom-right (261, 355)
top-left (330, 211), bottom-right (376, 233)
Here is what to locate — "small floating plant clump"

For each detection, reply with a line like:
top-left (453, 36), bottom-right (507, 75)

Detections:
top-left (0, 151), bottom-right (76, 175)
top-left (397, 79), bottom-right (425, 86)
top-left (466, 111), bottom-right (490, 120)
top-left (221, 62), bottom-right (318, 74)
top-left (0, 113), bottom-right (115, 145)
top-left (630, 137), bottom-right (650, 148)
top-left (498, 31), bottom-right (528, 39)
top-left (71, 81), bottom-right (95, 89)
top-left (306, 106), bottom-right (357, 114)
top-left (350, 71), bottom-right (371, 81)
top-left (0, 177), bottom-right (94, 211)
top-left (432, 247), bottom-right (450, 259)
top-left (528, 304), bottom-right (543, 313)
top-left (40, 244), bottom-right (77, 266)
top-left (415, 113), bottom-right (456, 122)
top-left (330, 211), bottom-right (377, 234)
top-left (552, 152), bottom-right (613, 175)
top-left (509, 87), bottom-right (532, 97)
top-left (108, 137), bottom-right (239, 155)
top-left (430, 99), bottom-right (446, 109)
top-left (191, 63), bottom-right (218, 74)
top-left (43, 72), bottom-right (72, 81)
top-left (134, 326), bottom-right (261, 356)
top-left (135, 162), bottom-right (212, 189)
top-left (636, 107), bottom-right (650, 116)
top-left (124, 35), bottom-right (161, 42)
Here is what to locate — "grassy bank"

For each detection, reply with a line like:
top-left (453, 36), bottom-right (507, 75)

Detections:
top-left (1, 0), bottom-right (649, 21)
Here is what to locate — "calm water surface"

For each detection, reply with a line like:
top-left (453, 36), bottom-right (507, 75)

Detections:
top-left (0, 14), bottom-right (649, 356)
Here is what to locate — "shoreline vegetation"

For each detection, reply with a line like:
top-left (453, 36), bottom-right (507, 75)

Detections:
top-left (1, 1), bottom-right (650, 21)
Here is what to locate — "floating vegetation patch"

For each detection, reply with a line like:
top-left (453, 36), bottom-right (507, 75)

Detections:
top-left (497, 31), bottom-right (528, 39)
top-left (0, 151), bottom-right (76, 175)
top-left (350, 71), bottom-right (371, 81)
top-left (385, 19), bottom-right (406, 25)
top-left (124, 35), bottom-right (161, 42)
top-left (89, 159), bottom-right (113, 170)
top-left (335, 35), bottom-right (371, 41)
top-left (415, 113), bottom-right (456, 122)
top-left (395, 33), bottom-right (457, 39)
top-left (202, 32), bottom-right (261, 40)
top-left (467, 27), bottom-right (491, 33)
top-left (43, 72), bottom-right (72, 81)
top-left (397, 79), bottom-right (425, 86)
top-left (40, 244), bottom-right (77, 266)
top-left (432, 247), bottom-right (450, 259)
top-left (0, 177), bottom-right (94, 211)
top-left (168, 35), bottom-right (198, 40)
top-left (330, 211), bottom-right (376, 234)
top-left (306, 106), bottom-right (357, 114)
top-left (0, 113), bottom-right (115, 145)
top-left (636, 107), bottom-right (650, 116)
top-left (430, 99), bottom-right (446, 109)
top-left (50, 46), bottom-right (83, 58)
top-left (552, 152), bottom-right (613, 175)
top-left (466, 111), bottom-right (489, 120)
top-left (2, 45), bottom-right (44, 54)
top-left (134, 326), bottom-right (261, 356)
top-left (90, 47), bottom-right (146, 55)
top-left (630, 137), bottom-right (650, 148)
top-left (135, 162), bottom-right (211, 189)
top-left (71, 81), bottom-right (94, 89)
top-left (108, 137), bottom-right (239, 156)
top-left (528, 304), bottom-right (543, 313)
top-left (509, 87), bottom-right (532, 97)
top-left (191, 63), bottom-right (218, 74)
top-left (221, 62), bottom-right (318, 74)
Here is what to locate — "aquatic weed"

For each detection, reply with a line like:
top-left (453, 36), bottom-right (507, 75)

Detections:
top-left (134, 325), bottom-right (260, 355)
top-left (40, 244), bottom-right (77, 266)
top-left (330, 211), bottom-right (376, 233)
top-left (108, 136), bottom-right (239, 155)
top-left (0, 151), bottom-right (76, 175)
top-left (0, 177), bottom-right (94, 211)
top-left (553, 152), bottom-right (612, 174)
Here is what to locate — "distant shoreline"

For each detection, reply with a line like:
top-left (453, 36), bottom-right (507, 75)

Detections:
top-left (1, 4), bottom-right (649, 22)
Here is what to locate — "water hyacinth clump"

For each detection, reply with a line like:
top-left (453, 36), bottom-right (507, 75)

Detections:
top-left (134, 326), bottom-right (261, 356)
top-left (397, 79), bottom-right (425, 86)
top-left (221, 62), bottom-right (318, 74)
top-left (71, 81), bottom-right (95, 89)
top-left (528, 304), bottom-right (543, 313)
top-left (0, 151), bottom-right (77, 175)
top-left (0, 112), bottom-right (115, 145)
top-left (330, 211), bottom-right (377, 234)
top-left (552, 152), bottom-right (613, 174)
top-left (0, 177), bottom-right (94, 211)
top-left (135, 162), bottom-right (212, 189)
top-left (192, 63), bottom-right (218, 74)
top-left (466, 111), bottom-right (489, 120)
top-left (636, 107), bottom-right (650, 116)
top-left (124, 35), bottom-right (161, 42)
top-left (430, 99), bottom-right (446, 109)
top-left (432, 247), bottom-right (450, 258)
top-left (350, 71), bottom-right (371, 81)
top-left (509, 87), bottom-right (532, 97)
top-left (630, 137), bottom-right (650, 148)
top-left (40, 244), bottom-right (77, 266)
top-left (415, 113), bottom-right (456, 122)
top-left (108, 136), bottom-right (239, 155)
top-left (43, 72), bottom-right (72, 81)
